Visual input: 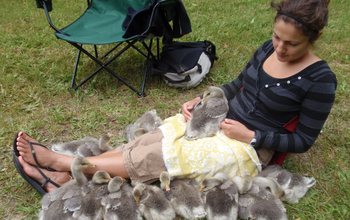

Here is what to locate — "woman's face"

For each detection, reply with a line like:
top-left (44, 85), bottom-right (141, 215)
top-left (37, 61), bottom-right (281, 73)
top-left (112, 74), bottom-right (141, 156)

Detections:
top-left (272, 19), bottom-right (311, 63)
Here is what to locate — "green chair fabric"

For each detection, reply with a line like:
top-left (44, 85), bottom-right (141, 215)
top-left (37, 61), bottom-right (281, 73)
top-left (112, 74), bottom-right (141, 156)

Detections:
top-left (35, 0), bottom-right (191, 96)
top-left (56, 0), bottom-right (151, 44)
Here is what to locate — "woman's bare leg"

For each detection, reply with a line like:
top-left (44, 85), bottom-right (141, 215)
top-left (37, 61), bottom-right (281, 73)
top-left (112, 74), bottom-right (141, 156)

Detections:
top-left (83, 152), bottom-right (129, 179)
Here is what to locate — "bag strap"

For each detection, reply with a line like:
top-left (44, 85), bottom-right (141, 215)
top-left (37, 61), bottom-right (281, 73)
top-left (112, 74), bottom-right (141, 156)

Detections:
top-left (164, 40), bottom-right (215, 51)
top-left (165, 41), bottom-right (204, 49)
top-left (203, 40), bottom-right (218, 65)
top-left (164, 75), bottom-right (191, 84)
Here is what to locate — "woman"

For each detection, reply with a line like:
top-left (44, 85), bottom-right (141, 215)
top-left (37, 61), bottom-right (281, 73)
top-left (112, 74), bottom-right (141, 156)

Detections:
top-left (184, 0), bottom-right (336, 166)
top-left (14, 0), bottom-right (336, 194)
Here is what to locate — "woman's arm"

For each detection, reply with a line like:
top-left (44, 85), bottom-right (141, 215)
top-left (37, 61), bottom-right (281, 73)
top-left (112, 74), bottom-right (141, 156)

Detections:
top-left (220, 69), bottom-right (245, 101)
top-left (220, 40), bottom-right (273, 101)
top-left (220, 119), bottom-right (255, 143)
top-left (220, 65), bottom-right (336, 153)
top-left (256, 73), bottom-right (337, 153)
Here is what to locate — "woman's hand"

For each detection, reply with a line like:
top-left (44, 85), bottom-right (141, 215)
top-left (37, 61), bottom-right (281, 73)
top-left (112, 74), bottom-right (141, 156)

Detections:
top-left (181, 97), bottom-right (201, 122)
top-left (220, 118), bottom-right (255, 143)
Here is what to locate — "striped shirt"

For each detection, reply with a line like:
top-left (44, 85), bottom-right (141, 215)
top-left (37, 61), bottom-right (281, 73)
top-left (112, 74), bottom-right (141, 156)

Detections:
top-left (220, 40), bottom-right (337, 153)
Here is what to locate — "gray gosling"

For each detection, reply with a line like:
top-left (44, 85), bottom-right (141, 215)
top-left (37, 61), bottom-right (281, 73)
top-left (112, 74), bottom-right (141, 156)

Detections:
top-left (76, 133), bottom-right (115, 157)
top-left (185, 86), bottom-right (229, 140)
top-left (52, 133), bottom-right (115, 157)
top-left (253, 176), bottom-right (286, 201)
top-left (133, 183), bottom-right (176, 220)
top-left (51, 136), bottom-right (99, 156)
top-left (125, 109), bottom-right (164, 142)
top-left (38, 156), bottom-right (95, 220)
top-left (257, 164), bottom-right (316, 203)
top-left (102, 177), bottom-right (142, 220)
top-left (200, 172), bottom-right (239, 220)
top-left (238, 176), bottom-right (287, 220)
top-left (232, 174), bottom-right (253, 194)
top-left (160, 171), bottom-right (206, 220)
top-left (73, 170), bottom-right (112, 219)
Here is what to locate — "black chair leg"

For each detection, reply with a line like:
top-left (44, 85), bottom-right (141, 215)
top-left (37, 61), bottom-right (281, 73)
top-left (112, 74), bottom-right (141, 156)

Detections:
top-left (70, 41), bottom-right (143, 94)
top-left (94, 45), bottom-right (98, 58)
top-left (69, 39), bottom-right (158, 96)
top-left (71, 44), bottom-right (83, 89)
top-left (139, 40), bottom-right (153, 97)
top-left (101, 42), bottom-right (123, 59)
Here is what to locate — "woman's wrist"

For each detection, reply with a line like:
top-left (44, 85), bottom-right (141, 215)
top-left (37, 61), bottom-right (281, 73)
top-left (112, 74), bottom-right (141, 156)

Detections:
top-left (246, 130), bottom-right (256, 144)
top-left (249, 130), bottom-right (261, 149)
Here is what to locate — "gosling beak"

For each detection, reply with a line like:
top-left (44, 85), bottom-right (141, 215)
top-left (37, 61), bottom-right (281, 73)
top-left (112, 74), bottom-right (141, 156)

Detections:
top-left (134, 197), bottom-right (140, 206)
top-left (122, 178), bottom-right (126, 183)
top-left (199, 187), bottom-right (204, 193)
top-left (88, 162), bottom-right (96, 168)
top-left (165, 183), bottom-right (171, 192)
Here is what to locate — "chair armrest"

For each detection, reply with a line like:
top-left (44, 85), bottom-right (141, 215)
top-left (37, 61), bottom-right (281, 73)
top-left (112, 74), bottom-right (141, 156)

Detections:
top-left (35, 0), bottom-right (70, 36)
top-left (35, 0), bottom-right (52, 12)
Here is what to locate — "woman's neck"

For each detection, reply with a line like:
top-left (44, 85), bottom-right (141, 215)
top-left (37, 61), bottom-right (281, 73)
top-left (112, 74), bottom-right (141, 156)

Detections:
top-left (263, 50), bottom-right (321, 79)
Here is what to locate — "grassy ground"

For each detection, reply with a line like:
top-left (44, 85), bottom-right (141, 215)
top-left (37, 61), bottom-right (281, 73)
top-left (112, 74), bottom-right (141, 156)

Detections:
top-left (1, 0), bottom-right (349, 219)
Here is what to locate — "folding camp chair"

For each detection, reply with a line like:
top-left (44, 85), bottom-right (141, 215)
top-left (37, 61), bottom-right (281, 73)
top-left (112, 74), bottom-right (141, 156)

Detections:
top-left (35, 0), bottom-right (191, 96)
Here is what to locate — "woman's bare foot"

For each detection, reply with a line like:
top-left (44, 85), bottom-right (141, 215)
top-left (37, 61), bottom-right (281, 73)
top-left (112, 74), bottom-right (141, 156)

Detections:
top-left (16, 131), bottom-right (73, 172)
top-left (18, 156), bottom-right (71, 193)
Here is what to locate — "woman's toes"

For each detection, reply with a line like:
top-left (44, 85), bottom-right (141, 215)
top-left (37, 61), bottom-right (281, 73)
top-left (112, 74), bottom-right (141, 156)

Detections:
top-left (18, 132), bottom-right (37, 143)
top-left (17, 132), bottom-right (37, 146)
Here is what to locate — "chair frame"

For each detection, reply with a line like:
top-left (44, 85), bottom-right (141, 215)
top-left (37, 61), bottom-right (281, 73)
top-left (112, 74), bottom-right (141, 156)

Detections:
top-left (38, 0), bottom-right (177, 96)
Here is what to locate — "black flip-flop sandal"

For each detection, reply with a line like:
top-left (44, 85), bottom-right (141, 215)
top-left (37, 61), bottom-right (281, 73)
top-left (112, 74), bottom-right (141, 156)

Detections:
top-left (13, 133), bottom-right (20, 157)
top-left (13, 133), bottom-right (56, 171)
top-left (13, 153), bottom-right (60, 196)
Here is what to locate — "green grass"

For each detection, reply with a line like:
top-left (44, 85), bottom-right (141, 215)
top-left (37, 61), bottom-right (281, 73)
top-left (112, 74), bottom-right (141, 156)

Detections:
top-left (1, 0), bottom-right (349, 219)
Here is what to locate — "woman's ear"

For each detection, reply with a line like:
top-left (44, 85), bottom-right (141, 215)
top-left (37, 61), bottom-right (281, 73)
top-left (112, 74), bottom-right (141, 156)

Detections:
top-left (312, 31), bottom-right (323, 44)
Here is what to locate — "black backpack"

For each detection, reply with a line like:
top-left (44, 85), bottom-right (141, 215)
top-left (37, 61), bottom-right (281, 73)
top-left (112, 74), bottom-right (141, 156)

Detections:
top-left (150, 40), bottom-right (218, 89)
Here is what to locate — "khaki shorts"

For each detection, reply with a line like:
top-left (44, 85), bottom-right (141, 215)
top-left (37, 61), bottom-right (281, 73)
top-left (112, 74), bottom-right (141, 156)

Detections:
top-left (256, 148), bottom-right (274, 168)
top-left (117, 129), bottom-right (167, 186)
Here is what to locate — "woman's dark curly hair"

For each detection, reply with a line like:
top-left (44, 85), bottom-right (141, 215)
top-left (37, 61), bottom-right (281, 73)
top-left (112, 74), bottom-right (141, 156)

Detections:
top-left (271, 0), bottom-right (330, 43)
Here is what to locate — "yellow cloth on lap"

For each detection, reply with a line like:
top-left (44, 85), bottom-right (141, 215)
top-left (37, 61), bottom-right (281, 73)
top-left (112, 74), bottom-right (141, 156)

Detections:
top-left (159, 114), bottom-right (262, 183)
